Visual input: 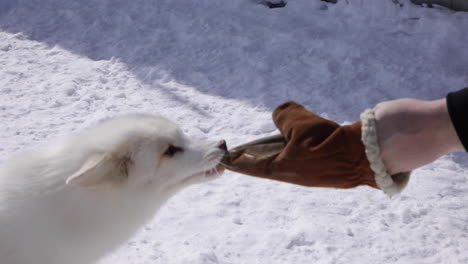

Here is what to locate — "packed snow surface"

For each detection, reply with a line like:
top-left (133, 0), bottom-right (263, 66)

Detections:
top-left (1, 0), bottom-right (468, 263)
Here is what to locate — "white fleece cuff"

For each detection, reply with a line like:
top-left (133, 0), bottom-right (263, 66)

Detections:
top-left (360, 109), bottom-right (410, 197)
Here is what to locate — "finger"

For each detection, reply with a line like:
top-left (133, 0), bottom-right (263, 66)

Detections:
top-left (221, 148), bottom-right (278, 177)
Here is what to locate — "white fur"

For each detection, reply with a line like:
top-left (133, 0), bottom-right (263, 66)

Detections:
top-left (0, 114), bottom-right (225, 264)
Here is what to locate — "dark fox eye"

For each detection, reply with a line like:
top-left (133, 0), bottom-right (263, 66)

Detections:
top-left (164, 145), bottom-right (184, 157)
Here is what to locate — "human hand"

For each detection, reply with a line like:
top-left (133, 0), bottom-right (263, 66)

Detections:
top-left (222, 101), bottom-right (407, 192)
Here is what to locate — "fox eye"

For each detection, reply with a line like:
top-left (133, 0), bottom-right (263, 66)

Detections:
top-left (164, 145), bottom-right (184, 157)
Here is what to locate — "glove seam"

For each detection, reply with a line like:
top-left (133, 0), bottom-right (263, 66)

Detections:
top-left (360, 109), bottom-right (411, 197)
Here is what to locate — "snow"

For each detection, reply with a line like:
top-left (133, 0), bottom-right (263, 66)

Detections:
top-left (1, 0), bottom-right (468, 263)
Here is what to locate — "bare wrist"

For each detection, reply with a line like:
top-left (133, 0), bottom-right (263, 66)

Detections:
top-left (373, 97), bottom-right (464, 174)
top-left (432, 98), bottom-right (464, 153)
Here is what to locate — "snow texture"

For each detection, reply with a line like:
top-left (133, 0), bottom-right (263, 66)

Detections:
top-left (1, 0), bottom-right (468, 263)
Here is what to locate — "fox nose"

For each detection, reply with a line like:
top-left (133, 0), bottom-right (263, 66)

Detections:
top-left (217, 140), bottom-right (227, 152)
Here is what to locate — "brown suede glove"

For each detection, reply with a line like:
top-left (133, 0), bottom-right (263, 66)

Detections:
top-left (222, 101), bottom-right (410, 194)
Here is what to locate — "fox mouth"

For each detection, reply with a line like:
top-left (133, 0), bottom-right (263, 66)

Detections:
top-left (199, 147), bottom-right (227, 178)
top-left (179, 162), bottom-right (224, 186)
top-left (183, 145), bottom-right (227, 183)
top-left (203, 164), bottom-right (224, 177)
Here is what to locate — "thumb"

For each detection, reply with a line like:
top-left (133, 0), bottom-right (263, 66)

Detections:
top-left (272, 101), bottom-right (339, 144)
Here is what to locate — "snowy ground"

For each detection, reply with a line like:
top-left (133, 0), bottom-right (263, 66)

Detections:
top-left (1, 0), bottom-right (468, 263)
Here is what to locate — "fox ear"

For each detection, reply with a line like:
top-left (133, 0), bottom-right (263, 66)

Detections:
top-left (66, 153), bottom-right (130, 188)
